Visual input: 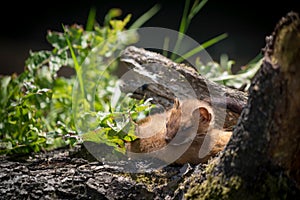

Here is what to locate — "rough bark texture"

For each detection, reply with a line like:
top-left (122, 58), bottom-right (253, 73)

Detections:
top-left (0, 145), bottom-right (206, 200)
top-left (1, 11), bottom-right (300, 200)
top-left (186, 11), bottom-right (300, 199)
top-left (267, 11), bottom-right (300, 185)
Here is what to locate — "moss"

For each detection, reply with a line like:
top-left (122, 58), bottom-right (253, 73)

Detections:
top-left (185, 164), bottom-right (299, 200)
top-left (204, 157), bottom-right (219, 174)
top-left (185, 172), bottom-right (242, 200)
top-left (127, 171), bottom-right (169, 192)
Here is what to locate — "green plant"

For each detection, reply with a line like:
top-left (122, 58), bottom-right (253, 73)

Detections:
top-left (168, 0), bottom-right (228, 63)
top-left (0, 6), bottom-right (157, 155)
top-left (196, 53), bottom-right (262, 90)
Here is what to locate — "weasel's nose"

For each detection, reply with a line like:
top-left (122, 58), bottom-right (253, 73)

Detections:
top-left (165, 136), bottom-right (172, 143)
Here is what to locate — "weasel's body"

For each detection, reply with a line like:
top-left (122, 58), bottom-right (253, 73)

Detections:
top-left (126, 99), bottom-right (232, 165)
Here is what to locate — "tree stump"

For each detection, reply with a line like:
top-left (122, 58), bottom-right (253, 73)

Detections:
top-left (186, 11), bottom-right (300, 199)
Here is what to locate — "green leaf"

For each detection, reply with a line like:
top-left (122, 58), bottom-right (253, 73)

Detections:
top-left (82, 128), bottom-right (109, 143)
top-left (104, 8), bottom-right (122, 26)
top-left (47, 31), bottom-right (68, 49)
top-left (109, 14), bottom-right (132, 31)
top-left (86, 7), bottom-right (97, 31)
top-left (0, 76), bottom-right (11, 106)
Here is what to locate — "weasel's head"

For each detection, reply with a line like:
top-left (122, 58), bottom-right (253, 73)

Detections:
top-left (165, 98), bottom-right (181, 142)
top-left (165, 99), bottom-right (214, 144)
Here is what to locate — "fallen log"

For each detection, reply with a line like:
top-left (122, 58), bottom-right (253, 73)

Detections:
top-left (120, 45), bottom-right (248, 130)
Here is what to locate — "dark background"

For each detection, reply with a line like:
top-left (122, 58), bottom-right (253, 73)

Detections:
top-left (0, 0), bottom-right (298, 75)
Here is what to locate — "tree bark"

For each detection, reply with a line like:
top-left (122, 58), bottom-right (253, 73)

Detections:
top-left (186, 11), bottom-right (300, 199)
top-left (0, 145), bottom-right (203, 200)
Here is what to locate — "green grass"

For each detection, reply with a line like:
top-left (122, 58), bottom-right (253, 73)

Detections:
top-left (170, 0), bottom-right (225, 61)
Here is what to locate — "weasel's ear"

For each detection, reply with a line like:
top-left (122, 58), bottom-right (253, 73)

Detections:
top-left (199, 107), bottom-right (212, 123)
top-left (193, 107), bottom-right (212, 124)
top-left (165, 98), bottom-right (182, 142)
top-left (173, 98), bottom-right (180, 109)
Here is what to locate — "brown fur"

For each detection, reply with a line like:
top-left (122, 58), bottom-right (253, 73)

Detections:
top-left (126, 99), bottom-right (232, 165)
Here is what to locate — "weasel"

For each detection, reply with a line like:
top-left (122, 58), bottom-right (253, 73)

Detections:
top-left (126, 99), bottom-right (232, 165)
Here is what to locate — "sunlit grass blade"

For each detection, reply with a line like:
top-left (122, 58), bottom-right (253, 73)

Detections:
top-left (129, 4), bottom-right (161, 29)
top-left (188, 0), bottom-right (208, 23)
top-left (171, 0), bottom-right (208, 61)
top-left (174, 33), bottom-right (228, 63)
top-left (170, 0), bottom-right (190, 60)
top-left (86, 7), bottom-right (97, 31)
top-left (179, 0), bottom-right (190, 34)
top-left (62, 25), bottom-right (85, 97)
top-left (199, 32), bottom-right (228, 49)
